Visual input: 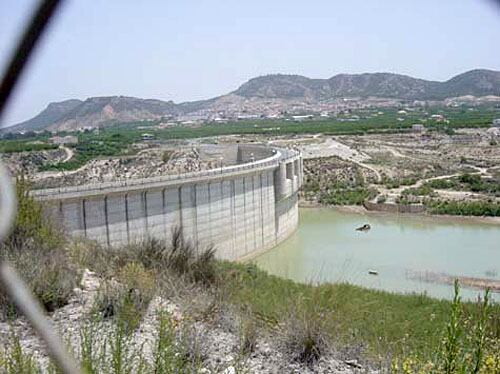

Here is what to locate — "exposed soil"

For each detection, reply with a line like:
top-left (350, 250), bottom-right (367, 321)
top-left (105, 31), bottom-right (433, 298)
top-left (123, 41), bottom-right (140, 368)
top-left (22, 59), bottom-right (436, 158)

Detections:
top-left (0, 269), bottom-right (374, 373)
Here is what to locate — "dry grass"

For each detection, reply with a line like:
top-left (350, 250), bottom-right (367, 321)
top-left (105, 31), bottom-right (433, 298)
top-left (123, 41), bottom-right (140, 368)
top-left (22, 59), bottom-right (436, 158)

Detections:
top-left (238, 314), bottom-right (258, 355)
top-left (0, 178), bottom-right (78, 320)
top-left (74, 228), bottom-right (216, 286)
top-left (278, 296), bottom-right (329, 365)
top-left (93, 262), bottom-right (155, 332)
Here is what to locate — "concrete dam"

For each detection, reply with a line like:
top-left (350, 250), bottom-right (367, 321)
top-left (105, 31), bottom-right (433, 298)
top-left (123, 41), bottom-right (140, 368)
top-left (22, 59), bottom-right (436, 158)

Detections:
top-left (33, 144), bottom-right (303, 260)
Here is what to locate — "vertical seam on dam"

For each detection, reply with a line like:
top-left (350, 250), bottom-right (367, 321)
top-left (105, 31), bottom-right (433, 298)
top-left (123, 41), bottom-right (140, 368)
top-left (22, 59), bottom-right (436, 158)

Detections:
top-left (192, 184), bottom-right (198, 247)
top-left (162, 188), bottom-right (167, 240)
top-left (208, 183), bottom-right (212, 244)
top-left (242, 176), bottom-right (248, 254)
top-left (143, 191), bottom-right (148, 231)
top-left (178, 187), bottom-right (183, 234)
top-left (230, 179), bottom-right (236, 259)
top-left (125, 193), bottom-right (130, 244)
top-left (82, 199), bottom-right (87, 238)
top-left (259, 173), bottom-right (265, 249)
top-left (104, 196), bottom-right (110, 247)
top-left (252, 175), bottom-right (257, 252)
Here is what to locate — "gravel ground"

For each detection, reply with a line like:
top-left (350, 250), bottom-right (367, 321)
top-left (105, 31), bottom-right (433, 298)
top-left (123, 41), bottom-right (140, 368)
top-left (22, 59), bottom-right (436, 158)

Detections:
top-left (0, 270), bottom-right (378, 373)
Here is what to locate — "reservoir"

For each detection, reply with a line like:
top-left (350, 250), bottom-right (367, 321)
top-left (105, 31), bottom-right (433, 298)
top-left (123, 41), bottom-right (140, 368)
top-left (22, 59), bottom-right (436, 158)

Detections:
top-left (254, 208), bottom-right (500, 301)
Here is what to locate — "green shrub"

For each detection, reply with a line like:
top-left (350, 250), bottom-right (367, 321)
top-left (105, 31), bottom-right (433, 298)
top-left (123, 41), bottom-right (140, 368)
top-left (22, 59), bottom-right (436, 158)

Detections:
top-left (130, 231), bottom-right (217, 285)
top-left (93, 262), bottom-right (155, 332)
top-left (238, 313), bottom-right (258, 355)
top-left (303, 179), bottom-right (320, 193)
top-left (402, 184), bottom-right (436, 197)
top-left (392, 282), bottom-right (498, 373)
top-left (278, 294), bottom-right (329, 365)
top-left (38, 137), bottom-right (134, 171)
top-left (319, 186), bottom-right (377, 205)
top-left (426, 200), bottom-right (500, 217)
top-left (161, 150), bottom-right (174, 163)
top-left (77, 318), bottom-right (147, 374)
top-left (458, 173), bottom-right (481, 185)
top-left (383, 176), bottom-right (418, 189)
top-left (0, 178), bottom-right (77, 319)
top-left (440, 280), bottom-right (463, 373)
top-left (76, 228), bottom-right (217, 286)
top-left (0, 140), bottom-right (57, 154)
top-left (2, 177), bottom-right (63, 250)
top-left (149, 313), bottom-right (193, 372)
top-left (426, 179), bottom-right (458, 190)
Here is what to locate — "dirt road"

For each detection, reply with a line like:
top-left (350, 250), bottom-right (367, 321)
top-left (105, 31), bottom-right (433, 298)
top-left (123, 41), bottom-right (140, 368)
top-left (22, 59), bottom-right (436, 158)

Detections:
top-left (60, 146), bottom-right (74, 163)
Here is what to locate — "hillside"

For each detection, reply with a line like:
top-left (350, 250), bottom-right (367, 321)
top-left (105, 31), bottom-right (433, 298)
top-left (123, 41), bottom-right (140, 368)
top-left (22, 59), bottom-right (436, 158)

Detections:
top-left (10, 99), bottom-right (83, 132)
top-left (10, 96), bottom-right (179, 132)
top-left (233, 69), bottom-right (500, 100)
top-left (7, 69), bottom-right (500, 132)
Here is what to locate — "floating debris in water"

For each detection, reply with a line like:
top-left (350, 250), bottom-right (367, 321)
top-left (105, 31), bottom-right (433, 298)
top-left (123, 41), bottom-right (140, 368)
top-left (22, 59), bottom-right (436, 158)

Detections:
top-left (356, 224), bottom-right (371, 232)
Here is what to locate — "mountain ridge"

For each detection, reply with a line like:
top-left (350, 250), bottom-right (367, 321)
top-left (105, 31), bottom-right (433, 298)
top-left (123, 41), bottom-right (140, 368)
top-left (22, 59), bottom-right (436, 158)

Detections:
top-left (8, 69), bottom-right (500, 132)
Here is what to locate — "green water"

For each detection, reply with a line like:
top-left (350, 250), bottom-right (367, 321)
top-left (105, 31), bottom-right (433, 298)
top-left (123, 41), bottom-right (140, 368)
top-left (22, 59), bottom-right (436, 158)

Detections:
top-left (254, 208), bottom-right (500, 301)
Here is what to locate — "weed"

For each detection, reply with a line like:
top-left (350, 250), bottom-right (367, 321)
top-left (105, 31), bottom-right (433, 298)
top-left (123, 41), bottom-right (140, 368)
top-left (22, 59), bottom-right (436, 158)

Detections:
top-left (440, 280), bottom-right (463, 373)
top-left (75, 227), bottom-right (217, 286)
top-left (279, 295), bottom-right (329, 365)
top-left (93, 263), bottom-right (154, 332)
top-left (0, 334), bottom-right (39, 374)
top-left (2, 177), bottom-right (63, 250)
top-left (133, 229), bottom-right (216, 285)
top-left (238, 313), bottom-right (258, 355)
top-left (150, 313), bottom-right (179, 372)
top-left (470, 289), bottom-right (490, 374)
top-left (0, 178), bottom-right (77, 319)
top-left (79, 320), bottom-right (106, 374)
top-left (390, 281), bottom-right (497, 373)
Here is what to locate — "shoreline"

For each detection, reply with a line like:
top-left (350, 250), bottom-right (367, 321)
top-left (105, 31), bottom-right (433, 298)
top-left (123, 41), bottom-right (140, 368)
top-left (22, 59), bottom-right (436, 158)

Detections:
top-left (299, 199), bottom-right (500, 225)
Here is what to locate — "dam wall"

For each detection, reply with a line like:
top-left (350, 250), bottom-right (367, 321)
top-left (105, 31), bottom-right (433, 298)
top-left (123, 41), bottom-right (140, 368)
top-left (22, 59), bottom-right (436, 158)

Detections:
top-left (33, 145), bottom-right (302, 260)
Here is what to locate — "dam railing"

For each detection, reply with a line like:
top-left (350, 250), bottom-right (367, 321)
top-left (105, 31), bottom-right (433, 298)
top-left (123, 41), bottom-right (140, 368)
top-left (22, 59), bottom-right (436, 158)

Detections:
top-left (32, 146), bottom-right (301, 199)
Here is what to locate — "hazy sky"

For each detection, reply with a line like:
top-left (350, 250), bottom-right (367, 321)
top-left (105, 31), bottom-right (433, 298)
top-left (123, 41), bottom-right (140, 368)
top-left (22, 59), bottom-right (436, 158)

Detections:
top-left (1, 0), bottom-right (500, 126)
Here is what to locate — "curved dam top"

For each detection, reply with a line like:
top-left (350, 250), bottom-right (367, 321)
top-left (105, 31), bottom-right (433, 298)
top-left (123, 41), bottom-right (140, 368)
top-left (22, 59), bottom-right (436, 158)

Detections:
top-left (35, 144), bottom-right (303, 261)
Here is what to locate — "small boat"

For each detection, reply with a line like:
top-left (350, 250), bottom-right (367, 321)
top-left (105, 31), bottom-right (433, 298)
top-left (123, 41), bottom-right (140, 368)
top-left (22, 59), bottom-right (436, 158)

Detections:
top-left (355, 224), bottom-right (371, 232)
top-left (368, 269), bottom-right (379, 275)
